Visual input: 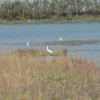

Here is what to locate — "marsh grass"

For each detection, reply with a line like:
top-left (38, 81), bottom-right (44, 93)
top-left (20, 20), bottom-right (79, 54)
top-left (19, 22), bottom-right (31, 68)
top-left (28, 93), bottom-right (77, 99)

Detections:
top-left (0, 49), bottom-right (100, 100)
top-left (8, 49), bottom-right (68, 57)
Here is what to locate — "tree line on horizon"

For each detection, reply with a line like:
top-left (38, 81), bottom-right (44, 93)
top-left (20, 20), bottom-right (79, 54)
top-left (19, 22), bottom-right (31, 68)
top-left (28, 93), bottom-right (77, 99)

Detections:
top-left (0, 0), bottom-right (100, 20)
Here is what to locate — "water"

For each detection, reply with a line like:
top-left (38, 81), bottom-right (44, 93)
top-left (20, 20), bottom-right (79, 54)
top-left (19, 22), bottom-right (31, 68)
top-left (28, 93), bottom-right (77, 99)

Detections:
top-left (0, 23), bottom-right (100, 60)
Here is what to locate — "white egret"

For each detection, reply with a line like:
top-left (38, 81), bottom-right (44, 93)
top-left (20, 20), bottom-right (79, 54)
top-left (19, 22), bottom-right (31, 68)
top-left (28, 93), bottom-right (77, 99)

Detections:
top-left (26, 42), bottom-right (29, 46)
top-left (47, 45), bottom-right (53, 53)
top-left (59, 37), bottom-right (62, 41)
top-left (82, 7), bottom-right (86, 11)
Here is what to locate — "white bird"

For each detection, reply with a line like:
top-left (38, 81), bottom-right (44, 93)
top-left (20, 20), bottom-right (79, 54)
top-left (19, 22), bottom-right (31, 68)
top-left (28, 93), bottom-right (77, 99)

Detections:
top-left (59, 37), bottom-right (62, 41)
top-left (26, 42), bottom-right (29, 46)
top-left (82, 7), bottom-right (86, 11)
top-left (47, 45), bottom-right (53, 53)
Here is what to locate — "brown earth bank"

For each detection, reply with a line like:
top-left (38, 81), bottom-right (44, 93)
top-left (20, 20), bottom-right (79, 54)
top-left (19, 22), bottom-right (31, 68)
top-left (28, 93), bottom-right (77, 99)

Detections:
top-left (1, 39), bottom-right (100, 46)
top-left (33, 39), bottom-right (100, 46)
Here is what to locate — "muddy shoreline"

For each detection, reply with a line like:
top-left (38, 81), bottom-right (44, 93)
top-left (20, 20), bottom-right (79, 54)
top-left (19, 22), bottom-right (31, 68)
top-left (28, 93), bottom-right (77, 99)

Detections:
top-left (0, 39), bottom-right (100, 46)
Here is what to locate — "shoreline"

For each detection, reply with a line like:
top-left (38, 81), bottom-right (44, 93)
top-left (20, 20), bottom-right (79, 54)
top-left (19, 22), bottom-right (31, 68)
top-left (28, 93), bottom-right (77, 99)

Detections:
top-left (0, 15), bottom-right (100, 24)
top-left (0, 39), bottom-right (99, 46)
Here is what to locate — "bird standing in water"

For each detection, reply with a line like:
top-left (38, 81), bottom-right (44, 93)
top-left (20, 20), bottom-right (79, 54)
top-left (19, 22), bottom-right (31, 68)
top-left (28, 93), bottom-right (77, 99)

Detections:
top-left (26, 42), bottom-right (29, 46)
top-left (59, 37), bottom-right (62, 41)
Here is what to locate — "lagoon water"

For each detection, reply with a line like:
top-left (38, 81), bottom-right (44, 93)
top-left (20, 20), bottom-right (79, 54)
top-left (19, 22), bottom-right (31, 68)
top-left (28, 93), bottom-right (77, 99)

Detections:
top-left (0, 23), bottom-right (100, 60)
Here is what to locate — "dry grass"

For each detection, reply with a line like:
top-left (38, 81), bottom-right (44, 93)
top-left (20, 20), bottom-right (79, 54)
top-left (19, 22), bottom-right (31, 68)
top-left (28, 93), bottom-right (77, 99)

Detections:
top-left (8, 49), bottom-right (68, 57)
top-left (0, 49), bottom-right (100, 100)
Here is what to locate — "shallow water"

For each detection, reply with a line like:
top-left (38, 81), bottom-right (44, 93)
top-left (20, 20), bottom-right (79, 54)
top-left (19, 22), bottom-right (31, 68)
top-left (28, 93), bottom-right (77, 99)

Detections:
top-left (0, 23), bottom-right (100, 60)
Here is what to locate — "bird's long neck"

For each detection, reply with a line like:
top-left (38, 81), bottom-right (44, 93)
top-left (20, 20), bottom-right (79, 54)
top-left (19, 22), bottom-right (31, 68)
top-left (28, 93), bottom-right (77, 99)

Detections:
top-left (47, 46), bottom-right (48, 50)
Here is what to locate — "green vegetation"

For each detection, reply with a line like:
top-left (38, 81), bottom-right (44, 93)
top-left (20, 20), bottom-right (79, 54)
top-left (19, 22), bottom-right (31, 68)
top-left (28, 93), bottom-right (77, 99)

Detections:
top-left (0, 49), bottom-right (100, 100)
top-left (0, 0), bottom-right (100, 23)
top-left (0, 15), bottom-right (100, 24)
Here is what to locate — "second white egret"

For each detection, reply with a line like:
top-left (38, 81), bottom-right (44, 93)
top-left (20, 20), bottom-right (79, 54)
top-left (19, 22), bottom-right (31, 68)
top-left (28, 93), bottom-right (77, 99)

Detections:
top-left (26, 42), bottom-right (29, 46)
top-left (59, 37), bottom-right (62, 41)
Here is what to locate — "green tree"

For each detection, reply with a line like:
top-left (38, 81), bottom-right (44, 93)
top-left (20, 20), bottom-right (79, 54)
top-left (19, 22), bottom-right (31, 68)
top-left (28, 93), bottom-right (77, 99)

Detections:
top-left (50, 0), bottom-right (59, 15)
top-left (33, 0), bottom-right (41, 19)
top-left (41, 0), bottom-right (50, 18)
top-left (0, 0), bottom-right (11, 20)
top-left (58, 0), bottom-right (69, 16)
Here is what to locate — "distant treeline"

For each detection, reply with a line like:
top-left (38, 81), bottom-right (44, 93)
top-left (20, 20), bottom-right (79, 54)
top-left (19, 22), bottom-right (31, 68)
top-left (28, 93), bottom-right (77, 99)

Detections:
top-left (0, 0), bottom-right (100, 20)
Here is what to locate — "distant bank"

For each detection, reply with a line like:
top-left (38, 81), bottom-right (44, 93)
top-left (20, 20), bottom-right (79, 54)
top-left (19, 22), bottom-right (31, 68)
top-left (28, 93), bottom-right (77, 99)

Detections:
top-left (0, 15), bottom-right (100, 24)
